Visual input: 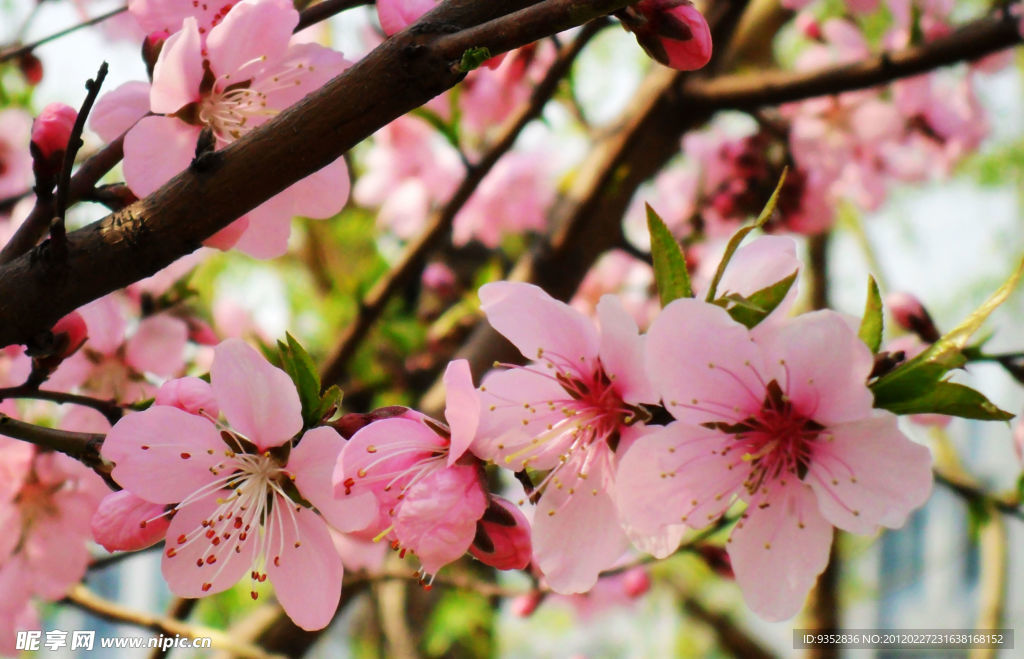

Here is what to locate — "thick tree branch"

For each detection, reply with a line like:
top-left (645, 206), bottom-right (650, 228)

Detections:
top-left (0, 385), bottom-right (123, 424)
top-left (319, 21), bottom-right (606, 386)
top-left (0, 413), bottom-right (105, 466)
top-left (0, 0), bottom-right (632, 351)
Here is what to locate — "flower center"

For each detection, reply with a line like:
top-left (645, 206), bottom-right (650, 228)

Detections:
top-left (198, 84), bottom-right (273, 141)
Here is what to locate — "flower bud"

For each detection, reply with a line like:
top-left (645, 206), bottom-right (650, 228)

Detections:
top-left (795, 13), bottom-right (822, 40)
top-left (621, 566), bottom-right (652, 598)
top-left (469, 496), bottom-right (532, 570)
top-left (31, 103), bottom-right (77, 162)
top-left (50, 311), bottom-right (87, 359)
top-left (619, 0), bottom-right (713, 71)
top-left (886, 291), bottom-right (940, 343)
top-left (511, 592), bottom-right (543, 617)
top-left (91, 490), bottom-right (170, 552)
top-left (18, 52), bottom-right (43, 85)
top-left (155, 376), bottom-right (219, 417)
top-left (142, 31), bottom-right (170, 80)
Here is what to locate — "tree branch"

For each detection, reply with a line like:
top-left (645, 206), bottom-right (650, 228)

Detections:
top-left (296, 0), bottom-right (372, 32)
top-left (319, 21), bottom-right (607, 387)
top-left (0, 413), bottom-right (105, 467)
top-left (681, 10), bottom-right (1023, 111)
top-left (0, 0), bottom-right (633, 351)
top-left (0, 385), bottom-right (124, 424)
top-left (0, 6), bottom-right (127, 64)
top-left (64, 584), bottom-right (282, 659)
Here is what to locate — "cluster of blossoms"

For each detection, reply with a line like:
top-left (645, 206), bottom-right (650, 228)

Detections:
top-left (83, 235), bottom-right (933, 629)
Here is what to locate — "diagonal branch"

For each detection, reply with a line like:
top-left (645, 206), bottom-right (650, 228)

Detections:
top-left (0, 413), bottom-right (106, 468)
top-left (0, 0), bottom-right (634, 351)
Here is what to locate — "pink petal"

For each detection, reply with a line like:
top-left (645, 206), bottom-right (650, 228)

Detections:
top-left (211, 338), bottom-right (302, 450)
top-left (376, 0), bottom-right (436, 35)
top-left (162, 492), bottom-right (255, 597)
top-left (807, 411), bottom-right (932, 533)
top-left (286, 156), bottom-right (351, 220)
top-left (289, 426), bottom-right (376, 533)
top-left (0, 505), bottom-right (22, 560)
top-left (78, 295), bottom-right (127, 355)
top-left (150, 18), bottom-right (203, 114)
top-left (90, 81), bottom-right (152, 143)
top-left (616, 422), bottom-right (744, 535)
top-left (125, 314), bottom-right (188, 376)
top-left (0, 438), bottom-right (34, 503)
top-left (755, 311), bottom-right (875, 425)
top-left (155, 376), bottom-right (220, 417)
top-left (91, 490), bottom-right (170, 552)
top-left (443, 359), bottom-right (479, 465)
top-left (624, 522), bottom-right (686, 560)
top-left (532, 448), bottom-right (629, 593)
top-left (254, 42), bottom-right (349, 113)
top-left (596, 294), bottom-right (657, 405)
top-left (204, 215), bottom-right (250, 250)
top-left (266, 504), bottom-right (342, 631)
top-left (716, 235), bottom-right (801, 325)
top-left (231, 199), bottom-right (293, 259)
top-left (24, 498), bottom-right (93, 599)
top-left (479, 281), bottom-right (600, 367)
top-left (103, 406), bottom-right (226, 503)
top-left (394, 465), bottom-right (487, 574)
top-left (727, 481), bottom-right (833, 621)
top-left (124, 116), bottom-right (200, 198)
top-left (468, 496), bottom-right (532, 570)
top-left (207, 0), bottom-right (297, 79)
top-left (645, 298), bottom-right (764, 424)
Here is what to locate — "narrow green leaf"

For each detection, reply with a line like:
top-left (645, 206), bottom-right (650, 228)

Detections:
top-left (858, 275), bottom-right (884, 353)
top-left (705, 168), bottom-right (788, 302)
top-left (646, 203), bottom-right (693, 306)
top-left (279, 333), bottom-right (325, 428)
top-left (872, 258), bottom-right (1024, 407)
top-left (715, 270), bottom-right (797, 329)
top-left (877, 381), bottom-right (1014, 421)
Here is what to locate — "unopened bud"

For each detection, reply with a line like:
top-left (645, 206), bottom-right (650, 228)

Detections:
top-left (469, 496), bottom-right (532, 570)
top-left (51, 311), bottom-right (87, 359)
top-left (30, 103), bottom-right (77, 185)
top-left (155, 376), bottom-right (219, 417)
top-left (886, 292), bottom-right (940, 343)
top-left (619, 0), bottom-right (713, 71)
top-left (511, 591), bottom-right (543, 617)
top-left (18, 52), bottom-right (43, 85)
top-left (91, 490), bottom-right (171, 552)
top-left (621, 566), bottom-right (652, 598)
top-left (795, 12), bottom-right (822, 40)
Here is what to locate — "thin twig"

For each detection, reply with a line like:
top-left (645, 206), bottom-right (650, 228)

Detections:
top-left (0, 385), bottom-right (124, 424)
top-left (51, 62), bottom-right (109, 252)
top-left (147, 598), bottom-right (199, 659)
top-left (0, 413), bottom-right (105, 466)
top-left (64, 584), bottom-right (283, 659)
top-left (0, 7), bottom-right (127, 64)
top-left (934, 470), bottom-right (1024, 521)
top-left (296, 0), bottom-right (372, 31)
top-left (319, 19), bottom-right (607, 386)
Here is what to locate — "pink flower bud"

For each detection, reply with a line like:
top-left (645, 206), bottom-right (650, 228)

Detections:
top-left (422, 262), bottom-right (457, 295)
top-left (511, 592), bottom-right (543, 617)
top-left (620, 0), bottom-right (713, 71)
top-left (155, 376), bottom-right (219, 417)
top-left (187, 319), bottom-right (220, 346)
top-left (31, 103), bottom-right (77, 161)
top-left (91, 490), bottom-right (170, 552)
top-left (886, 291), bottom-right (940, 343)
top-left (469, 496), bottom-right (532, 570)
top-left (621, 566), bottom-right (652, 598)
top-left (51, 311), bottom-right (87, 358)
top-left (18, 52), bottom-right (43, 85)
top-left (795, 12), bottom-right (822, 40)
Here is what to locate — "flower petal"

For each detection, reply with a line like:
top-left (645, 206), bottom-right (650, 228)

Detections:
top-left (807, 411), bottom-right (932, 534)
top-left (103, 406), bottom-right (226, 503)
top-left (211, 338), bottom-right (302, 450)
top-left (90, 81), bottom-right (152, 143)
top-left (124, 116), bottom-right (200, 198)
top-left (533, 447), bottom-right (629, 593)
top-left (207, 0), bottom-right (297, 79)
top-left (479, 281), bottom-right (599, 366)
top-left (443, 359), bottom-right (479, 465)
top-left (645, 298), bottom-right (764, 424)
top-left (266, 503), bottom-right (342, 631)
top-left (755, 310), bottom-right (875, 425)
top-left (727, 481), bottom-right (833, 621)
top-left (150, 18), bottom-right (203, 114)
top-left (290, 426), bottom-right (376, 533)
top-left (125, 314), bottom-right (188, 377)
top-left (716, 235), bottom-right (801, 327)
top-left (91, 490), bottom-right (170, 552)
top-left (596, 294), bottom-right (657, 405)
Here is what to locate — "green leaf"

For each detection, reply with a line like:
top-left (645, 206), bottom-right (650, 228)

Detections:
top-left (714, 270), bottom-right (797, 329)
top-left (877, 381), bottom-right (1013, 421)
top-left (278, 333), bottom-right (326, 429)
top-left (872, 257), bottom-right (1024, 408)
top-left (646, 203), bottom-right (693, 306)
top-left (858, 275), bottom-right (884, 353)
top-left (458, 47), bottom-right (493, 73)
top-left (705, 169), bottom-right (787, 302)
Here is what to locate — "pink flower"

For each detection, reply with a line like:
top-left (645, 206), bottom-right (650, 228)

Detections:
top-left (30, 103), bottom-right (77, 171)
top-left (101, 338), bottom-right (376, 630)
top-left (619, 0), bottom-right (713, 71)
top-left (334, 360), bottom-right (488, 576)
top-left (474, 282), bottom-right (659, 593)
top-left (118, 0), bottom-right (351, 258)
top-left (129, 0), bottom-right (239, 35)
top-left (0, 109), bottom-right (33, 199)
top-left (617, 301), bottom-right (933, 620)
